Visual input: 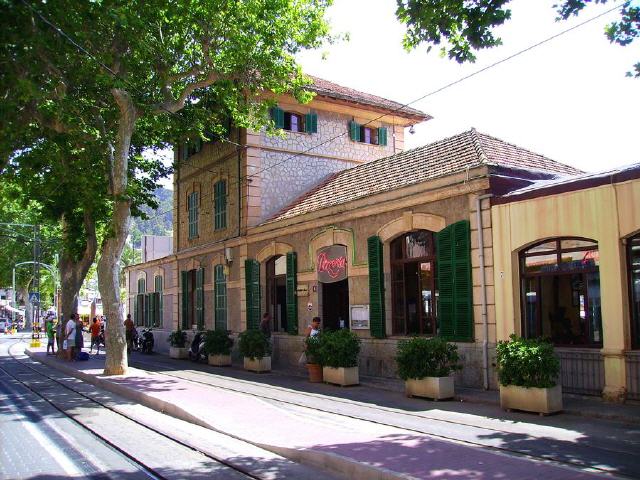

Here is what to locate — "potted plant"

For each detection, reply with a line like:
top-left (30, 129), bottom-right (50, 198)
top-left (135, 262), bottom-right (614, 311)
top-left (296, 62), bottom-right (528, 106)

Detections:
top-left (497, 334), bottom-right (562, 415)
top-left (204, 329), bottom-right (233, 366)
top-left (305, 334), bottom-right (323, 383)
top-left (238, 329), bottom-right (272, 372)
top-left (167, 328), bottom-right (188, 359)
top-left (318, 329), bottom-right (360, 386)
top-left (396, 337), bottom-right (460, 400)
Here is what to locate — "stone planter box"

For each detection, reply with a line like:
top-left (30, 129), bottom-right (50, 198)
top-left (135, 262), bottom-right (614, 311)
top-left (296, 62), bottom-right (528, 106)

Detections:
top-left (244, 356), bottom-right (271, 373)
top-left (208, 354), bottom-right (232, 366)
top-left (405, 376), bottom-right (454, 400)
top-left (500, 384), bottom-right (563, 415)
top-left (169, 347), bottom-right (189, 359)
top-left (323, 366), bottom-right (359, 386)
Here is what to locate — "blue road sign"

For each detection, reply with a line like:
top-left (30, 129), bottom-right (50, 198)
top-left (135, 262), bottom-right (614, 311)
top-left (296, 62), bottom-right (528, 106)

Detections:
top-left (29, 292), bottom-right (40, 304)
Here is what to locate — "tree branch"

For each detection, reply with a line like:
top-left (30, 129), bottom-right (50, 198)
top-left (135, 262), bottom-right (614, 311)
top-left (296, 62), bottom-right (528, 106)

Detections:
top-left (152, 69), bottom-right (222, 114)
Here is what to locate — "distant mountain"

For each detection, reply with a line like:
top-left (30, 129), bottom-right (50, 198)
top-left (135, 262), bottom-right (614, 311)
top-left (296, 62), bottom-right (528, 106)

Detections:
top-left (130, 187), bottom-right (173, 246)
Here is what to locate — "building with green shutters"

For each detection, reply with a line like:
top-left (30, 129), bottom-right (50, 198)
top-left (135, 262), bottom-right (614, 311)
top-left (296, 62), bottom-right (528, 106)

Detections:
top-left (124, 77), bottom-right (581, 389)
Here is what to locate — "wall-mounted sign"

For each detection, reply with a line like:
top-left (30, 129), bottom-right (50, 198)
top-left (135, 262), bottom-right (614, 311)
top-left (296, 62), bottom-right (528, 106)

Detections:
top-left (350, 305), bottom-right (370, 330)
top-left (296, 285), bottom-right (309, 297)
top-left (317, 245), bottom-right (348, 283)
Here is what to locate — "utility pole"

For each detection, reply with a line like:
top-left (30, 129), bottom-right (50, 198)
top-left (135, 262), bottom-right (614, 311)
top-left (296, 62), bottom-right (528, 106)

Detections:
top-left (31, 225), bottom-right (42, 347)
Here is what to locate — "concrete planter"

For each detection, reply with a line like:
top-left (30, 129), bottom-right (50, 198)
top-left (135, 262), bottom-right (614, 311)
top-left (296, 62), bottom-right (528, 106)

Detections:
top-left (244, 356), bottom-right (271, 373)
top-left (405, 376), bottom-right (454, 400)
top-left (500, 384), bottom-right (563, 415)
top-left (169, 347), bottom-right (189, 359)
top-left (208, 354), bottom-right (231, 366)
top-left (323, 366), bottom-right (359, 386)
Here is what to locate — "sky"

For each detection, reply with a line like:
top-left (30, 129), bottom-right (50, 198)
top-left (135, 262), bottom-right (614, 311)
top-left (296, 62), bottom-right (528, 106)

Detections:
top-left (296, 0), bottom-right (640, 172)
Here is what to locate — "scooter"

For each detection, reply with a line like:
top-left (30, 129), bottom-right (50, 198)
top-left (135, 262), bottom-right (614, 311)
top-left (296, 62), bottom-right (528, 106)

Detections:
top-left (188, 330), bottom-right (206, 362)
top-left (136, 328), bottom-right (154, 354)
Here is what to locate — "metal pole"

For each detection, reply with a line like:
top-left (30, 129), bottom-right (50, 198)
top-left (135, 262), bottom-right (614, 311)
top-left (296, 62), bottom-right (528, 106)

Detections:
top-left (11, 268), bottom-right (15, 325)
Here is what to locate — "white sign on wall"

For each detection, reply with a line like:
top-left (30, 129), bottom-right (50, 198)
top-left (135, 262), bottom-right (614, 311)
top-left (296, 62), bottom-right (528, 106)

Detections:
top-left (350, 305), bottom-right (370, 330)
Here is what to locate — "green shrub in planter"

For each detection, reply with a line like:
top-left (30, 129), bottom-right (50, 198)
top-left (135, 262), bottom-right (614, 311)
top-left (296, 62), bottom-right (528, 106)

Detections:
top-left (204, 330), bottom-right (233, 356)
top-left (396, 337), bottom-right (461, 380)
top-left (238, 330), bottom-right (272, 360)
top-left (496, 334), bottom-right (560, 388)
top-left (305, 334), bottom-right (323, 365)
top-left (167, 329), bottom-right (187, 348)
top-left (318, 329), bottom-right (360, 368)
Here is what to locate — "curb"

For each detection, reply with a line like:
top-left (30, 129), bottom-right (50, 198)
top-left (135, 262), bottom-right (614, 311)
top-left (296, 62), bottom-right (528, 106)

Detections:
top-left (26, 349), bottom-right (413, 480)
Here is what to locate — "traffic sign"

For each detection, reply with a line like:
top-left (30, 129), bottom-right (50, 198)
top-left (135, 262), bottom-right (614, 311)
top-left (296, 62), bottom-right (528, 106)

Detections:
top-left (29, 292), bottom-right (40, 304)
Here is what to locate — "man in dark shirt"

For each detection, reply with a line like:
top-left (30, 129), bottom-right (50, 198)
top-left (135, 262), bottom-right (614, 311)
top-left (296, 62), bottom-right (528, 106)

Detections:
top-left (124, 314), bottom-right (134, 353)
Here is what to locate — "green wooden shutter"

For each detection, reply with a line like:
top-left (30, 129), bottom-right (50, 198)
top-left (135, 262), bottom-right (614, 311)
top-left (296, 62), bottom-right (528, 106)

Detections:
top-left (271, 106), bottom-right (284, 129)
top-left (286, 252), bottom-right (298, 335)
top-left (146, 293), bottom-right (153, 327)
top-left (195, 137), bottom-right (202, 153)
top-left (154, 276), bottom-right (163, 327)
top-left (214, 264), bottom-right (227, 331)
top-left (136, 293), bottom-right (145, 327)
top-left (305, 113), bottom-right (318, 133)
top-left (378, 127), bottom-right (388, 146)
top-left (196, 267), bottom-right (204, 330)
top-left (181, 142), bottom-right (188, 161)
top-left (436, 220), bottom-right (473, 341)
top-left (214, 180), bottom-right (227, 230)
top-left (368, 236), bottom-right (386, 338)
top-left (453, 220), bottom-right (473, 341)
top-left (245, 259), bottom-right (260, 330)
top-left (134, 295), bottom-right (139, 326)
top-left (349, 121), bottom-right (361, 141)
top-left (181, 270), bottom-right (188, 329)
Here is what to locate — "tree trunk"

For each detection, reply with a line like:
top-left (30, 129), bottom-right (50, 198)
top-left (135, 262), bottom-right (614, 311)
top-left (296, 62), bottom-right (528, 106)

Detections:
top-left (58, 211), bottom-right (98, 322)
top-left (98, 88), bottom-right (137, 376)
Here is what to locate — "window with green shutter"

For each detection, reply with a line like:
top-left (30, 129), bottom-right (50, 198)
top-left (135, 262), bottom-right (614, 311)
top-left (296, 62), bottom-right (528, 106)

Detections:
top-left (214, 180), bottom-right (227, 230)
top-left (188, 192), bottom-right (199, 239)
top-left (368, 236), bottom-right (386, 338)
top-left (133, 294), bottom-right (138, 326)
top-left (196, 267), bottom-right (204, 330)
top-left (349, 120), bottom-right (361, 141)
top-left (270, 106), bottom-right (285, 129)
top-left (349, 121), bottom-right (387, 146)
top-left (145, 292), bottom-right (154, 327)
top-left (181, 270), bottom-right (189, 329)
top-left (137, 278), bottom-right (146, 294)
top-left (436, 220), bottom-right (473, 342)
top-left (245, 259), bottom-right (261, 330)
top-left (378, 127), bottom-right (388, 146)
top-left (305, 112), bottom-right (318, 134)
top-left (286, 252), bottom-right (298, 335)
top-left (154, 275), bottom-right (163, 328)
top-left (136, 293), bottom-right (145, 327)
top-left (214, 264), bottom-right (227, 331)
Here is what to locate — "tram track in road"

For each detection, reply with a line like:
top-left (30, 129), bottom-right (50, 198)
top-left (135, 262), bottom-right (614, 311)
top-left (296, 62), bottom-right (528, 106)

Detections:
top-left (2, 337), bottom-right (261, 480)
top-left (129, 355), bottom-right (636, 479)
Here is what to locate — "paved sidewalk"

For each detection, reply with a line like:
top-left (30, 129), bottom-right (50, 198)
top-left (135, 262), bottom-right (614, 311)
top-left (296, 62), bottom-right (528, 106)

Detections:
top-left (26, 348), bottom-right (634, 480)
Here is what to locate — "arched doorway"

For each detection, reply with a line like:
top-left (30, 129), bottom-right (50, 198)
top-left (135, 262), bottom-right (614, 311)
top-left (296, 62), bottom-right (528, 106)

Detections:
top-left (391, 230), bottom-right (436, 335)
top-left (266, 255), bottom-right (288, 332)
top-left (317, 245), bottom-right (349, 331)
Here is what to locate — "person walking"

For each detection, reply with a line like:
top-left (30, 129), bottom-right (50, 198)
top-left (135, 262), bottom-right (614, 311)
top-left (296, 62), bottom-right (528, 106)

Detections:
top-left (75, 315), bottom-right (85, 359)
top-left (65, 313), bottom-right (77, 361)
top-left (89, 317), bottom-right (101, 354)
top-left (259, 312), bottom-right (272, 339)
top-left (124, 314), bottom-right (134, 353)
top-left (56, 315), bottom-right (63, 357)
top-left (45, 316), bottom-right (56, 355)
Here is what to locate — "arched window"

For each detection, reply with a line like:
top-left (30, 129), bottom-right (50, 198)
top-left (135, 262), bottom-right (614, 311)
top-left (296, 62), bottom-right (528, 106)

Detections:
top-left (520, 238), bottom-right (602, 347)
top-left (628, 233), bottom-right (640, 349)
top-left (391, 230), bottom-right (436, 335)
top-left (214, 264), bottom-right (227, 330)
top-left (266, 256), bottom-right (287, 332)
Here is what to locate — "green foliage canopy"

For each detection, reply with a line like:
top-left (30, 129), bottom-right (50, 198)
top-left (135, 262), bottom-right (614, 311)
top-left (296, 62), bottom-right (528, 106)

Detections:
top-left (496, 334), bottom-right (560, 388)
top-left (317, 329), bottom-right (360, 368)
top-left (396, 0), bottom-right (640, 76)
top-left (395, 337), bottom-right (461, 380)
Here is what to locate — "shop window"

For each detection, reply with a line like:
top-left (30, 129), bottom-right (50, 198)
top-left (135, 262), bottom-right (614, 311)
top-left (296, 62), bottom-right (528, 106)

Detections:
top-left (188, 192), bottom-right (199, 239)
top-left (266, 255), bottom-right (288, 333)
top-left (520, 238), bottom-right (602, 347)
top-left (270, 106), bottom-right (317, 133)
top-left (214, 264), bottom-right (227, 331)
top-left (348, 121), bottom-right (387, 146)
top-left (214, 180), bottom-right (227, 230)
top-left (391, 230), bottom-right (437, 335)
top-left (628, 233), bottom-right (640, 349)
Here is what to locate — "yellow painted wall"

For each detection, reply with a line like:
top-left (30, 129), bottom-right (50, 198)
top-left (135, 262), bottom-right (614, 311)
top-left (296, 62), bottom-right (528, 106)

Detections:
top-left (492, 179), bottom-right (640, 400)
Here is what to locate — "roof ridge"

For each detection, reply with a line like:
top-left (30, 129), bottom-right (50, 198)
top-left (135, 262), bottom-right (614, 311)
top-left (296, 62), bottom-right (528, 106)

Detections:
top-left (469, 127), bottom-right (490, 165)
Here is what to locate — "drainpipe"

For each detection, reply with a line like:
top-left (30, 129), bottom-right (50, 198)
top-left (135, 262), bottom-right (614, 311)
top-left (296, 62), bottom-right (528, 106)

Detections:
top-left (476, 193), bottom-right (493, 390)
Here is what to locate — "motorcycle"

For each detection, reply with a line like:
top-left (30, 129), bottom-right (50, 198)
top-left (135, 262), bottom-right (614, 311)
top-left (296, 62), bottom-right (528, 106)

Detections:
top-left (137, 328), bottom-right (154, 354)
top-left (188, 330), bottom-right (206, 363)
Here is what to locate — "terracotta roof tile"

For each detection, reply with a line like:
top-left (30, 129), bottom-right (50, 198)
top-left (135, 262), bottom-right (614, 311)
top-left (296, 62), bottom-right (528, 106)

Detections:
top-left (308, 76), bottom-right (431, 121)
top-left (265, 129), bottom-right (582, 224)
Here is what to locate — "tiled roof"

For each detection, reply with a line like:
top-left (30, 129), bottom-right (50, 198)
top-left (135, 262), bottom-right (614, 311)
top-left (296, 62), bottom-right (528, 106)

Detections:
top-left (308, 76), bottom-right (432, 121)
top-left (265, 129), bottom-right (582, 223)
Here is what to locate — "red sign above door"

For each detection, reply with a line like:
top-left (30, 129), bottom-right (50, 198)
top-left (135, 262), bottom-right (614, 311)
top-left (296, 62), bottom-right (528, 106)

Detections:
top-left (317, 245), bottom-right (348, 283)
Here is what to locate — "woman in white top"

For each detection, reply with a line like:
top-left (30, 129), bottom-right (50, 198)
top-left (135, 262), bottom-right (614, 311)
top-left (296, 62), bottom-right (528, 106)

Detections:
top-left (299, 316), bottom-right (321, 366)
